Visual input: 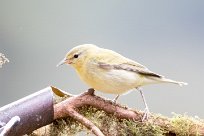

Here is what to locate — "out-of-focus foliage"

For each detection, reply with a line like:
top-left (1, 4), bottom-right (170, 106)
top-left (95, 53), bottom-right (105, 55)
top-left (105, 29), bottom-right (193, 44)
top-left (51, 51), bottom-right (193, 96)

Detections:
top-left (0, 53), bottom-right (9, 68)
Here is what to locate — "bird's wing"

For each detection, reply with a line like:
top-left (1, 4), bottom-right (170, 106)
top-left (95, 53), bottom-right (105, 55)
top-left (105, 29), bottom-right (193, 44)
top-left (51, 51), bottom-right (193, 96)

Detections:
top-left (98, 61), bottom-right (163, 78)
top-left (92, 48), bottom-right (163, 78)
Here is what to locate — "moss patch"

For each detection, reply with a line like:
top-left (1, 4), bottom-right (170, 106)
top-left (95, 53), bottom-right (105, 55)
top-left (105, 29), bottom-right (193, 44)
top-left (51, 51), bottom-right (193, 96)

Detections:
top-left (171, 113), bottom-right (204, 136)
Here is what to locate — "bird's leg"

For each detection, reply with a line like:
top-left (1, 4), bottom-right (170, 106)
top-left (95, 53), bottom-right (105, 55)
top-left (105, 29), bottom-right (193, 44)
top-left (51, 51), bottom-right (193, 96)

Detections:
top-left (136, 87), bottom-right (150, 121)
top-left (112, 95), bottom-right (120, 103)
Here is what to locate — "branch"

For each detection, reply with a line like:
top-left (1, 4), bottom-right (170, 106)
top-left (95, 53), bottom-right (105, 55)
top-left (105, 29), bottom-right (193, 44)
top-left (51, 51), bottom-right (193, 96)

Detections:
top-left (53, 89), bottom-right (204, 136)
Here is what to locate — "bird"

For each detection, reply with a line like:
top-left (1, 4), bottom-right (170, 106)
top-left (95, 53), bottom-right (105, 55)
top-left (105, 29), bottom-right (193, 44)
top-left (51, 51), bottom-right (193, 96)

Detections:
top-left (57, 44), bottom-right (187, 121)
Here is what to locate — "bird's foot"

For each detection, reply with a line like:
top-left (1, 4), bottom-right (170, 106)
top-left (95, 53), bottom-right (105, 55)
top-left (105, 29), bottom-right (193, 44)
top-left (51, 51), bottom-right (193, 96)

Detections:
top-left (112, 95), bottom-right (120, 103)
top-left (142, 107), bottom-right (150, 122)
top-left (112, 98), bottom-right (117, 103)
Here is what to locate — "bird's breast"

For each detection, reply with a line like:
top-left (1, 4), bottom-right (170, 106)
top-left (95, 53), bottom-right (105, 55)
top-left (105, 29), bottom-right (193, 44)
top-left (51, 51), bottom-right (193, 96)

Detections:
top-left (76, 64), bottom-right (143, 94)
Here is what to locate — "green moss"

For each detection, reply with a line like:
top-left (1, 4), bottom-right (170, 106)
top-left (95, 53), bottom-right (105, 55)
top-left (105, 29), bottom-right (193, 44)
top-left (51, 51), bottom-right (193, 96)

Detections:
top-left (122, 119), bottom-right (166, 136)
top-left (171, 113), bottom-right (204, 136)
top-left (46, 108), bottom-right (204, 136)
top-left (50, 117), bottom-right (84, 136)
top-left (46, 106), bottom-right (166, 136)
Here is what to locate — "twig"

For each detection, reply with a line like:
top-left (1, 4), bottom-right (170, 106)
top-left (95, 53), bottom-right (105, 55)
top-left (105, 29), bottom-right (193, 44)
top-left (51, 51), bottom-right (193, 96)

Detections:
top-left (67, 108), bottom-right (104, 136)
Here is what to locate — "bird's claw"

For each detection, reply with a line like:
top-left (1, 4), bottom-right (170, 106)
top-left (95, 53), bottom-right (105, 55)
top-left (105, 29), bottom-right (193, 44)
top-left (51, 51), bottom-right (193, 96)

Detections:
top-left (112, 95), bottom-right (120, 103)
top-left (112, 98), bottom-right (117, 103)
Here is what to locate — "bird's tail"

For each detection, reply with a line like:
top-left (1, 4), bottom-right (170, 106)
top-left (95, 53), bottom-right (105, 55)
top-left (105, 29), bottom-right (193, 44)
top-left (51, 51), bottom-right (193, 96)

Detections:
top-left (159, 77), bottom-right (188, 86)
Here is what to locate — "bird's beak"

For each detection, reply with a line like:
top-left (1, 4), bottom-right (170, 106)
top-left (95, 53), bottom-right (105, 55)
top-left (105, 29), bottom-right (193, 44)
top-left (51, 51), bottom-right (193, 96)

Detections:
top-left (56, 58), bottom-right (67, 67)
top-left (57, 58), bottom-right (71, 67)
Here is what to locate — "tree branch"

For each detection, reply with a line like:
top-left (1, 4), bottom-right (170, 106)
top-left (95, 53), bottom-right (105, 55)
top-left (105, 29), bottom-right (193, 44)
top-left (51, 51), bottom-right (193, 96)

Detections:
top-left (53, 88), bottom-right (204, 136)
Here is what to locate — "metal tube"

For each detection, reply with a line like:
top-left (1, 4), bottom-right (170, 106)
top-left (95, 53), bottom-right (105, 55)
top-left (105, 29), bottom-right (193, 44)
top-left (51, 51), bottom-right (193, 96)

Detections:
top-left (0, 87), bottom-right (56, 136)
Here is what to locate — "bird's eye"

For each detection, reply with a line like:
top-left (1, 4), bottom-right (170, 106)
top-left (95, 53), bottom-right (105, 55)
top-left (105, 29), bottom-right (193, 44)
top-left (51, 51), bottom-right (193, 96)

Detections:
top-left (74, 54), bottom-right (78, 58)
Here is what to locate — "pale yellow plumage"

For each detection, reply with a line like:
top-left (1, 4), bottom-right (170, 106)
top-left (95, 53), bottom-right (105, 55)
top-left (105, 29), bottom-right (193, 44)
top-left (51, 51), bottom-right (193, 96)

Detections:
top-left (57, 44), bottom-right (187, 95)
top-left (57, 44), bottom-right (187, 121)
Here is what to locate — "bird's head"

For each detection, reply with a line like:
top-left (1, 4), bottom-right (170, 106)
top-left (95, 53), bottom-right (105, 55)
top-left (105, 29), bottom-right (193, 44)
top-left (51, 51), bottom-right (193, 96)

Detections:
top-left (57, 44), bottom-right (98, 69)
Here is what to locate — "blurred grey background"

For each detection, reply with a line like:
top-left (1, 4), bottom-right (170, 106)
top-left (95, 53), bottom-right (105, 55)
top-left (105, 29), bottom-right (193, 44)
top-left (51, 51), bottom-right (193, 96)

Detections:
top-left (0, 0), bottom-right (204, 118)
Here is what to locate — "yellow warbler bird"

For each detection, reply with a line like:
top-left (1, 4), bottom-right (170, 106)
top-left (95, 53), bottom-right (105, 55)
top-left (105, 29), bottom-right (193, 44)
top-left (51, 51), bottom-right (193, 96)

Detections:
top-left (57, 44), bottom-right (187, 120)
